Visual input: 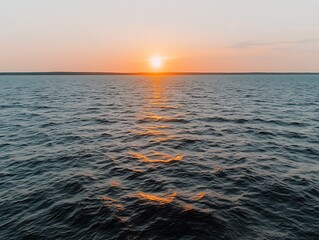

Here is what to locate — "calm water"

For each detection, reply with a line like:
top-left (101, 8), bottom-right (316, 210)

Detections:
top-left (0, 75), bottom-right (319, 240)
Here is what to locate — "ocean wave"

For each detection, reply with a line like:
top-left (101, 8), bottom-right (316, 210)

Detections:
top-left (1, 75), bottom-right (319, 240)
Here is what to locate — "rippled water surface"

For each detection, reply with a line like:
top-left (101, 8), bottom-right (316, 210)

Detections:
top-left (1, 75), bottom-right (319, 240)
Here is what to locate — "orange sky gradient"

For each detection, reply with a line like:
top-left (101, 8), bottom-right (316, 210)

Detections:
top-left (1, 1), bottom-right (319, 72)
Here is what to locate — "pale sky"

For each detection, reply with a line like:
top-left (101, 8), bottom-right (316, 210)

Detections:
top-left (1, 0), bottom-right (319, 72)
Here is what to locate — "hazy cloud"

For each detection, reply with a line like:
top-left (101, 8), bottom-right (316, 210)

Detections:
top-left (229, 39), bottom-right (319, 49)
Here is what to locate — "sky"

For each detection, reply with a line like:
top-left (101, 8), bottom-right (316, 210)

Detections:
top-left (1, 0), bottom-right (319, 72)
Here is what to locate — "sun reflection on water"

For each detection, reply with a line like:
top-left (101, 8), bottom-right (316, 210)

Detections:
top-left (136, 192), bottom-right (177, 205)
top-left (192, 192), bottom-right (207, 201)
top-left (130, 152), bottom-right (183, 163)
top-left (109, 180), bottom-right (122, 188)
top-left (133, 129), bottom-right (166, 136)
top-left (112, 77), bottom-right (186, 212)
top-left (101, 196), bottom-right (125, 211)
top-left (131, 77), bottom-right (184, 165)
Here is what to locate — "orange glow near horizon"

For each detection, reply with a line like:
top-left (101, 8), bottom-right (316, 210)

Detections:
top-left (1, 2), bottom-right (319, 73)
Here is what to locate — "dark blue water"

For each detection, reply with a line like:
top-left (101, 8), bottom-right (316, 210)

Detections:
top-left (1, 75), bottom-right (319, 240)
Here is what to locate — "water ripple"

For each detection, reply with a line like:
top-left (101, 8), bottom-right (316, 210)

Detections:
top-left (0, 75), bottom-right (319, 240)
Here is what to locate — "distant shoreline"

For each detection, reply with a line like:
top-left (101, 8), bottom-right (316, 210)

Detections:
top-left (0, 72), bottom-right (319, 76)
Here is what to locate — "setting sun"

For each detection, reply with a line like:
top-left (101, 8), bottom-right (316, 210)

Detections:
top-left (150, 56), bottom-right (163, 69)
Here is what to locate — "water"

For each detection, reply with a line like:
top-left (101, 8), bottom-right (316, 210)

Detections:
top-left (0, 75), bottom-right (318, 240)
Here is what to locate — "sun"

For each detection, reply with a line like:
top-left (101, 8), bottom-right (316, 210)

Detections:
top-left (149, 56), bottom-right (163, 69)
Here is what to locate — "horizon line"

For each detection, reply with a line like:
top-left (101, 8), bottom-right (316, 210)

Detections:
top-left (0, 71), bottom-right (319, 76)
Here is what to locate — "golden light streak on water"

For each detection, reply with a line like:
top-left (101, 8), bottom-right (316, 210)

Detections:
top-left (136, 192), bottom-right (177, 205)
top-left (129, 152), bottom-right (183, 163)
